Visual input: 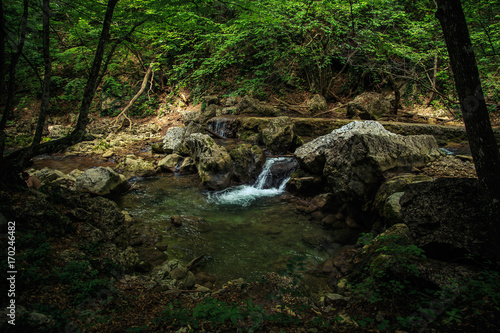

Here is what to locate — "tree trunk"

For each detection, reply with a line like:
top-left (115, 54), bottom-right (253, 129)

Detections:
top-left (0, 0), bottom-right (28, 160)
top-left (30, 0), bottom-right (51, 158)
top-left (0, 0), bottom-right (6, 95)
top-left (70, 0), bottom-right (120, 140)
top-left (436, 0), bottom-right (500, 204)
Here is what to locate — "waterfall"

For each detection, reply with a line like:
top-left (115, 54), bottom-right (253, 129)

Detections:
top-left (207, 117), bottom-right (237, 138)
top-left (209, 157), bottom-right (297, 206)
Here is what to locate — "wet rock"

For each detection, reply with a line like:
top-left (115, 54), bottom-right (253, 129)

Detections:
top-left (158, 154), bottom-right (184, 172)
top-left (230, 143), bottom-right (265, 183)
top-left (185, 133), bottom-right (234, 190)
top-left (76, 166), bottom-right (130, 196)
top-left (295, 121), bottom-right (441, 203)
top-left (119, 155), bottom-right (158, 177)
top-left (225, 95), bottom-right (238, 106)
top-left (179, 157), bottom-right (197, 174)
top-left (261, 116), bottom-right (296, 154)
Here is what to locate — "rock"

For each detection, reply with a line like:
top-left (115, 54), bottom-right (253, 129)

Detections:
top-left (151, 259), bottom-right (196, 289)
top-left (76, 166), bottom-right (130, 196)
top-left (235, 95), bottom-right (279, 116)
top-left (294, 121), bottom-right (441, 202)
top-left (34, 167), bottom-right (67, 183)
top-left (158, 154), bottom-right (184, 172)
top-left (230, 143), bottom-right (265, 183)
top-left (383, 192), bottom-right (404, 225)
top-left (286, 175), bottom-right (324, 196)
top-left (261, 116), bottom-right (296, 154)
top-left (207, 117), bottom-right (239, 138)
top-left (306, 94), bottom-right (328, 113)
top-left (346, 92), bottom-right (394, 120)
top-left (181, 110), bottom-right (199, 124)
top-left (373, 174), bottom-right (434, 216)
top-left (401, 178), bottom-right (498, 261)
top-left (179, 157), bottom-right (197, 174)
top-left (199, 104), bottom-right (218, 124)
top-left (218, 107), bottom-right (236, 116)
top-left (185, 133), bottom-right (234, 189)
top-left (48, 125), bottom-right (72, 139)
top-left (119, 155), bottom-right (157, 177)
top-left (225, 95), bottom-right (238, 106)
top-left (151, 143), bottom-right (165, 154)
top-left (163, 127), bottom-right (187, 154)
top-left (203, 95), bottom-right (219, 106)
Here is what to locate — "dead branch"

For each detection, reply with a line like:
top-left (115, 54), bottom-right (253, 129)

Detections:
top-left (111, 61), bottom-right (155, 131)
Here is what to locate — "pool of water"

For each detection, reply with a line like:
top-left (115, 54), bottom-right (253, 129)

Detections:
top-left (115, 173), bottom-right (332, 283)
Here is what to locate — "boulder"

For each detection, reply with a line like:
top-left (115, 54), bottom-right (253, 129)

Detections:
top-left (235, 95), bottom-right (279, 116)
top-left (119, 155), bottom-right (157, 177)
top-left (230, 144), bottom-right (266, 183)
top-left (48, 125), bottom-right (72, 139)
top-left (294, 121), bottom-right (441, 202)
top-left (199, 104), bottom-right (218, 124)
top-left (261, 116), bottom-right (296, 154)
top-left (76, 166), bottom-right (130, 196)
top-left (346, 92), bottom-right (394, 120)
top-left (162, 127), bottom-right (187, 154)
top-left (373, 174), bottom-right (434, 225)
top-left (151, 259), bottom-right (196, 289)
top-left (401, 178), bottom-right (498, 261)
top-left (158, 154), bottom-right (184, 172)
top-left (185, 133), bottom-right (234, 189)
top-left (179, 157), bottom-right (197, 174)
top-left (203, 95), bottom-right (219, 106)
top-left (306, 94), bottom-right (328, 113)
top-left (181, 110), bottom-right (199, 124)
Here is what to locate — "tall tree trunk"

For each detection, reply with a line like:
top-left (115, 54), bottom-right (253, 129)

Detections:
top-left (0, 0), bottom-right (28, 160)
top-left (71, 0), bottom-right (120, 140)
top-left (30, 0), bottom-right (51, 157)
top-left (0, 0), bottom-right (6, 95)
top-left (436, 0), bottom-right (500, 204)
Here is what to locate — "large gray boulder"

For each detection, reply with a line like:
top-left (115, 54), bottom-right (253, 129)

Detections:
top-left (162, 127), bottom-right (187, 154)
top-left (76, 167), bottom-right (130, 196)
top-left (261, 116), bottom-right (296, 154)
top-left (294, 121), bottom-right (441, 202)
top-left (185, 133), bottom-right (234, 189)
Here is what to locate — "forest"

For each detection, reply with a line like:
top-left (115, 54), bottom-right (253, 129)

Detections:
top-left (1, 0), bottom-right (500, 332)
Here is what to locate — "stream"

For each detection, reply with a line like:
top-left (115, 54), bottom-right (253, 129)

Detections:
top-left (114, 157), bottom-right (332, 283)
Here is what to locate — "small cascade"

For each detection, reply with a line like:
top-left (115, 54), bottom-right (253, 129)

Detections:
top-left (209, 157), bottom-right (297, 206)
top-left (207, 117), bottom-right (237, 138)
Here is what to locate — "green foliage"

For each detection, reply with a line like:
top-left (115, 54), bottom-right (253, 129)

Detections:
top-left (351, 233), bottom-right (426, 303)
top-left (156, 297), bottom-right (243, 330)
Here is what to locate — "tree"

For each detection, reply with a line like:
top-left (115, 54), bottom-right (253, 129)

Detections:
top-left (30, 0), bottom-right (51, 158)
top-left (436, 0), bottom-right (500, 204)
top-left (0, 0), bottom-right (29, 161)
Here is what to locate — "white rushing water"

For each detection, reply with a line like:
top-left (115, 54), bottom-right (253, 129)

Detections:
top-left (209, 157), bottom-right (294, 206)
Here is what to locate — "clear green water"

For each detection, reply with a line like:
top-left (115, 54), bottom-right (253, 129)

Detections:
top-left (115, 173), bottom-right (331, 283)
